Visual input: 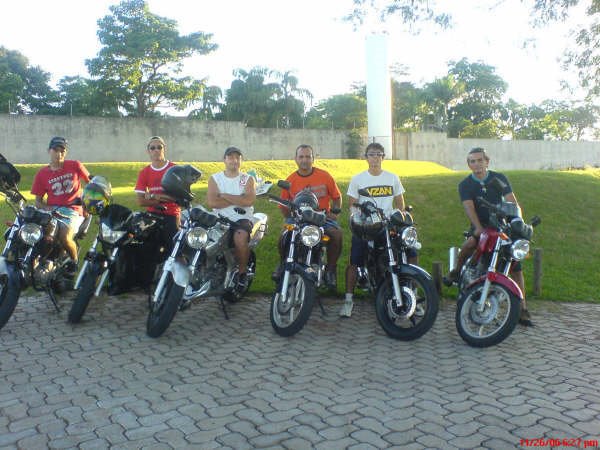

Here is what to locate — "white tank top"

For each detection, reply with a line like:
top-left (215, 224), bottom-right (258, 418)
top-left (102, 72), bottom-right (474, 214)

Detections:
top-left (211, 171), bottom-right (254, 221)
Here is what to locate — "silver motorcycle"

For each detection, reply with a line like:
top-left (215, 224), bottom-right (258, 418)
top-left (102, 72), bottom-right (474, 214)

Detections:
top-left (146, 172), bottom-right (271, 338)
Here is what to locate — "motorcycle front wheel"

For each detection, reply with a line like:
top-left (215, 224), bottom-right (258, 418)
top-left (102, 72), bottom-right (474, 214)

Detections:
top-left (146, 273), bottom-right (184, 338)
top-left (456, 282), bottom-right (520, 348)
top-left (0, 271), bottom-right (21, 331)
top-left (270, 270), bottom-right (316, 337)
top-left (68, 263), bottom-right (102, 324)
top-left (375, 272), bottom-right (439, 341)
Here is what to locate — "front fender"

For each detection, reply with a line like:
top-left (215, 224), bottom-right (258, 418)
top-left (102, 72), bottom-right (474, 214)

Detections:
top-left (469, 272), bottom-right (523, 299)
top-left (0, 256), bottom-right (21, 289)
top-left (164, 259), bottom-right (191, 287)
top-left (394, 263), bottom-right (434, 282)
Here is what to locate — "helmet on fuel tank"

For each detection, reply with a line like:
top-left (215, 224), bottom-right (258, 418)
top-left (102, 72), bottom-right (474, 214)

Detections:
top-left (349, 205), bottom-right (384, 241)
top-left (161, 165), bottom-right (202, 205)
top-left (292, 189), bottom-right (319, 210)
top-left (82, 175), bottom-right (112, 215)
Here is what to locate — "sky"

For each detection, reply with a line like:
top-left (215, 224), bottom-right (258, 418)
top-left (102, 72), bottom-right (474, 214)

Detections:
top-left (0, 0), bottom-right (591, 112)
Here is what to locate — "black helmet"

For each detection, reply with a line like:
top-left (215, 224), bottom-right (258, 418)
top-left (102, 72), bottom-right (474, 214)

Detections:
top-left (0, 153), bottom-right (20, 191)
top-left (161, 165), bottom-right (202, 205)
top-left (350, 205), bottom-right (384, 241)
top-left (292, 189), bottom-right (319, 210)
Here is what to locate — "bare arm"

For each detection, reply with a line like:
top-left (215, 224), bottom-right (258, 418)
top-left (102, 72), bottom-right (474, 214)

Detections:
top-left (393, 194), bottom-right (406, 211)
top-left (136, 192), bottom-right (175, 208)
top-left (35, 195), bottom-right (50, 211)
top-left (207, 176), bottom-right (255, 209)
top-left (328, 197), bottom-right (342, 220)
top-left (462, 199), bottom-right (484, 237)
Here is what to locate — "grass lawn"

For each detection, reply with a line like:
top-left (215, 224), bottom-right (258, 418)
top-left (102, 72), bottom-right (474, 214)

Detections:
top-left (5, 161), bottom-right (599, 303)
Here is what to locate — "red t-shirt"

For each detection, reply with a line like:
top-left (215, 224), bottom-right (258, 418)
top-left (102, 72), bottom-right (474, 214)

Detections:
top-left (134, 161), bottom-right (180, 217)
top-left (31, 160), bottom-right (90, 215)
top-left (280, 167), bottom-right (341, 212)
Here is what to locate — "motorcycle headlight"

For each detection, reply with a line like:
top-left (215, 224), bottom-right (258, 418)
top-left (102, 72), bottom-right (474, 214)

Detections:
top-left (401, 226), bottom-right (419, 248)
top-left (19, 223), bottom-right (43, 246)
top-left (511, 239), bottom-right (530, 261)
top-left (100, 223), bottom-right (127, 244)
top-left (186, 227), bottom-right (208, 249)
top-left (300, 225), bottom-right (322, 248)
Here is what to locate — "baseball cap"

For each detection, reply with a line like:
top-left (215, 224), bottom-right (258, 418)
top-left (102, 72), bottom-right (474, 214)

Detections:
top-left (49, 136), bottom-right (68, 149)
top-left (148, 136), bottom-right (166, 148)
top-left (224, 146), bottom-right (243, 158)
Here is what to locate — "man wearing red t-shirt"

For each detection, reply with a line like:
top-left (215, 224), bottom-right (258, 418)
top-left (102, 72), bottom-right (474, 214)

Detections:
top-left (276, 144), bottom-right (342, 290)
top-left (134, 136), bottom-right (179, 261)
top-left (31, 137), bottom-right (91, 274)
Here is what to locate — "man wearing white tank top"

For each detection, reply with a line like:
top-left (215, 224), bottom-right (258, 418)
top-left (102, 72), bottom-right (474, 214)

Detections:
top-left (207, 147), bottom-right (257, 291)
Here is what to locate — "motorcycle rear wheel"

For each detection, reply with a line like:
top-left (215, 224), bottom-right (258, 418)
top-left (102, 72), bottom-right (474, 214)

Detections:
top-left (0, 272), bottom-right (21, 331)
top-left (456, 282), bottom-right (520, 348)
top-left (270, 270), bottom-right (316, 337)
top-left (146, 273), bottom-right (183, 338)
top-left (375, 273), bottom-right (439, 341)
top-left (68, 264), bottom-right (102, 324)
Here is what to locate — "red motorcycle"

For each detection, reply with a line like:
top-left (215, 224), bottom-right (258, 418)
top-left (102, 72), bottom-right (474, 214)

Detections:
top-left (453, 197), bottom-right (540, 348)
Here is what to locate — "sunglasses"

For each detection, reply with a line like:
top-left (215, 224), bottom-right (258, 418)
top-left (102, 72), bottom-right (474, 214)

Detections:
top-left (149, 145), bottom-right (163, 150)
top-left (366, 152), bottom-right (384, 158)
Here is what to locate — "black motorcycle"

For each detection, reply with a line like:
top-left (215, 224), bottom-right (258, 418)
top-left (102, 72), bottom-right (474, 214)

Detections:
top-left (0, 157), bottom-right (91, 330)
top-left (68, 204), bottom-right (164, 323)
top-left (268, 181), bottom-right (338, 337)
top-left (352, 188), bottom-right (439, 340)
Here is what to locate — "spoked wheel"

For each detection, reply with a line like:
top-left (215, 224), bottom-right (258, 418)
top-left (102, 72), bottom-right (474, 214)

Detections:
top-left (375, 273), bottom-right (439, 341)
top-left (270, 270), bottom-right (316, 337)
top-left (68, 264), bottom-right (102, 324)
top-left (146, 273), bottom-right (183, 338)
top-left (456, 282), bottom-right (520, 348)
top-left (0, 272), bottom-right (21, 331)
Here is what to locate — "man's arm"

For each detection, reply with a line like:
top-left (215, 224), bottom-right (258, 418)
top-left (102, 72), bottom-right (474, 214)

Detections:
top-left (35, 194), bottom-right (49, 211)
top-left (136, 192), bottom-right (174, 208)
top-left (462, 199), bottom-right (484, 237)
top-left (504, 192), bottom-right (523, 217)
top-left (393, 194), bottom-right (406, 211)
top-left (328, 197), bottom-right (342, 220)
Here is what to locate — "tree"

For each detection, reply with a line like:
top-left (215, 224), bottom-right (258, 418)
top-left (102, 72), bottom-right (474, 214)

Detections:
top-left (188, 85), bottom-right (223, 120)
top-left (86, 0), bottom-right (217, 117)
top-left (446, 58), bottom-right (508, 137)
top-left (306, 94), bottom-right (367, 129)
top-left (344, 0), bottom-right (451, 29)
top-left (272, 70), bottom-right (313, 128)
top-left (218, 67), bottom-right (281, 127)
top-left (0, 47), bottom-right (58, 114)
top-left (421, 75), bottom-right (465, 131)
top-left (57, 76), bottom-right (120, 117)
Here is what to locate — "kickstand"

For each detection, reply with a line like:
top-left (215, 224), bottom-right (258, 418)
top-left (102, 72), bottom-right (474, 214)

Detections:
top-left (219, 297), bottom-right (230, 320)
top-left (317, 296), bottom-right (326, 316)
top-left (47, 288), bottom-right (61, 312)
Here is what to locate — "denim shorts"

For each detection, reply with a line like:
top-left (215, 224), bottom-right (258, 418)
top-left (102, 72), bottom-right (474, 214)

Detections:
top-left (54, 207), bottom-right (84, 232)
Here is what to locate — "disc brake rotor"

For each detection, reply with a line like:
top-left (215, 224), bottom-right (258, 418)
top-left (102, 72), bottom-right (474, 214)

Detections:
top-left (387, 286), bottom-right (417, 319)
top-left (469, 294), bottom-right (499, 325)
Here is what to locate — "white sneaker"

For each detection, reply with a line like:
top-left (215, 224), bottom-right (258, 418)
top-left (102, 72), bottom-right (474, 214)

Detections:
top-left (339, 300), bottom-right (353, 318)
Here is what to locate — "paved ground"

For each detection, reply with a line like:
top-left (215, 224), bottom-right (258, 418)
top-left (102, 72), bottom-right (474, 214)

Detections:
top-left (0, 290), bottom-right (599, 450)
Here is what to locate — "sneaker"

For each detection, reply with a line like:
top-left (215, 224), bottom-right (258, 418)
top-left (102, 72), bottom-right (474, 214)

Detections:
top-left (339, 299), bottom-right (353, 318)
top-left (442, 269), bottom-right (459, 287)
top-left (237, 273), bottom-right (249, 292)
top-left (519, 308), bottom-right (534, 327)
top-left (63, 260), bottom-right (79, 278)
top-left (324, 270), bottom-right (337, 291)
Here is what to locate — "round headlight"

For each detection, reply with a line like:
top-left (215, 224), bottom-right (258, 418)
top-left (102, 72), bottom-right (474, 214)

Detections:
top-left (300, 225), bottom-right (322, 248)
top-left (186, 227), bottom-right (208, 249)
top-left (511, 239), bottom-right (530, 261)
top-left (100, 223), bottom-right (127, 244)
top-left (19, 223), bottom-right (43, 245)
top-left (401, 226), bottom-right (419, 248)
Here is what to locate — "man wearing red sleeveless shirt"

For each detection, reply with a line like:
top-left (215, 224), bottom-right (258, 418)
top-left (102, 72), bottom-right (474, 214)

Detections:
top-left (134, 136), bottom-right (180, 261)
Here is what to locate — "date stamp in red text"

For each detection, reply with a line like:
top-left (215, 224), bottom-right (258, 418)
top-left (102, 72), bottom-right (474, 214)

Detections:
top-left (520, 438), bottom-right (599, 448)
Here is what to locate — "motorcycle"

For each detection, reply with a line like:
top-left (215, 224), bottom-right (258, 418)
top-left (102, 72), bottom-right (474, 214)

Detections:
top-left (68, 204), bottom-right (164, 323)
top-left (451, 195), bottom-right (541, 348)
top-left (352, 188), bottom-right (439, 340)
top-left (0, 157), bottom-right (91, 330)
top-left (268, 181), bottom-right (341, 337)
top-left (146, 167), bottom-right (271, 338)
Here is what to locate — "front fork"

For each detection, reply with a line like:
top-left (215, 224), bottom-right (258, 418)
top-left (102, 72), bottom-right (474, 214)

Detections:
top-left (384, 230), bottom-right (403, 308)
top-left (152, 236), bottom-right (183, 305)
top-left (279, 229), bottom-right (299, 304)
top-left (475, 239), bottom-right (502, 312)
top-left (74, 237), bottom-right (98, 290)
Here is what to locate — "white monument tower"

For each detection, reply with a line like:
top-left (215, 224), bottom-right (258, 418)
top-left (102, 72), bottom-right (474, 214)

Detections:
top-left (365, 33), bottom-right (393, 158)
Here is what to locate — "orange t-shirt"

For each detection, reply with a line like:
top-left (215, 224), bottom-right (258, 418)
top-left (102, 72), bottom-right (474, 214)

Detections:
top-left (280, 167), bottom-right (341, 212)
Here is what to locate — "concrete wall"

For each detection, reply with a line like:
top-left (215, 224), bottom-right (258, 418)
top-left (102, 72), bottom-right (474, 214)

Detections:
top-left (2, 115), bottom-right (600, 170)
top-left (0, 115), bottom-right (347, 164)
